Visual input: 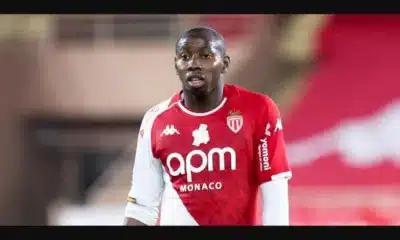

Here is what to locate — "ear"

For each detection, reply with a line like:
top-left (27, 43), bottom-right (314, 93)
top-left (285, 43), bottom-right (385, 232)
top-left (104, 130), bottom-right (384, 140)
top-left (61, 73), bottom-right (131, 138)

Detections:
top-left (174, 56), bottom-right (179, 75)
top-left (222, 55), bottom-right (230, 74)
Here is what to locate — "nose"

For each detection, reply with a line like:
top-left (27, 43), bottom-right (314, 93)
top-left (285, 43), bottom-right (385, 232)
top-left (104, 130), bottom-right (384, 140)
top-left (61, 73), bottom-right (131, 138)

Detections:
top-left (188, 57), bottom-right (202, 72)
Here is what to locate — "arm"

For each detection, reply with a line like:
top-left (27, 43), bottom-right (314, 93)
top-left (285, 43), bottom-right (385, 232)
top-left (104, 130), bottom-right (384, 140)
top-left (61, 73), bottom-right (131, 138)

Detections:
top-left (123, 110), bottom-right (165, 226)
top-left (255, 96), bottom-right (292, 226)
top-left (260, 178), bottom-right (289, 225)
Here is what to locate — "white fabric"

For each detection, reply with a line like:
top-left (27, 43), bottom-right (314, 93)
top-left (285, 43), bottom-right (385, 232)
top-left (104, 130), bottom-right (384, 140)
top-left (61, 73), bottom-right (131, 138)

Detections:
top-left (260, 178), bottom-right (290, 225)
top-left (125, 202), bottom-right (159, 225)
top-left (124, 99), bottom-right (172, 225)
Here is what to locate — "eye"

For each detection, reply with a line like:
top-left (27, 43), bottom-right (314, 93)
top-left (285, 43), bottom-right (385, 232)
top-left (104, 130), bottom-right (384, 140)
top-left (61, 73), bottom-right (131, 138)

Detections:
top-left (180, 54), bottom-right (189, 60)
top-left (202, 54), bottom-right (212, 59)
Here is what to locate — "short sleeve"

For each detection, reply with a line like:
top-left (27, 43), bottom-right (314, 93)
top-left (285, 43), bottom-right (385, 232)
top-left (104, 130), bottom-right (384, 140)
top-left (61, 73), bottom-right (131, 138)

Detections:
top-left (254, 96), bottom-right (292, 185)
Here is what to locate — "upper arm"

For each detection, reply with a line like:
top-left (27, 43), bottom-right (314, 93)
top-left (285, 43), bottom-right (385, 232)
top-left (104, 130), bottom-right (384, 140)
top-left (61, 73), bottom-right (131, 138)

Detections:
top-left (254, 96), bottom-right (292, 185)
top-left (124, 109), bottom-right (165, 225)
top-left (260, 178), bottom-right (289, 225)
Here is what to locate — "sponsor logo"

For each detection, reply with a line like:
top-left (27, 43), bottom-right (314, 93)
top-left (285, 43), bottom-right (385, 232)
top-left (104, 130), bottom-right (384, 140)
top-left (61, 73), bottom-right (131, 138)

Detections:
top-left (161, 125), bottom-right (180, 136)
top-left (258, 138), bottom-right (271, 171)
top-left (179, 182), bottom-right (223, 192)
top-left (166, 147), bottom-right (236, 191)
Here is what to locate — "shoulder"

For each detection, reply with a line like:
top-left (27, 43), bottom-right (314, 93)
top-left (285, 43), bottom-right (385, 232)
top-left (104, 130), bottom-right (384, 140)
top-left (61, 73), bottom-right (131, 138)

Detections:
top-left (141, 97), bottom-right (179, 128)
top-left (229, 84), bottom-right (278, 111)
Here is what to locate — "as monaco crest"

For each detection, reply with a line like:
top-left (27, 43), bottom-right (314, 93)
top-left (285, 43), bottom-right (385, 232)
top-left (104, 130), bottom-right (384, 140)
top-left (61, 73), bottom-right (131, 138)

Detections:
top-left (227, 110), bottom-right (243, 133)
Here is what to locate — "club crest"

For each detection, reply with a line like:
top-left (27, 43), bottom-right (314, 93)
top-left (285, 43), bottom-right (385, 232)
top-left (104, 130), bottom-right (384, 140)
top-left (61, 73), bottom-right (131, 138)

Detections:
top-left (227, 110), bottom-right (243, 133)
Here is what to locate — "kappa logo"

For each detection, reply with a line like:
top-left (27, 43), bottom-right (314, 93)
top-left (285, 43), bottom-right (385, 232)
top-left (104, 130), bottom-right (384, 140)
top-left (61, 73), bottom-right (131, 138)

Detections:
top-left (274, 118), bottom-right (283, 132)
top-left (227, 110), bottom-right (243, 133)
top-left (161, 125), bottom-right (180, 136)
top-left (265, 123), bottom-right (271, 136)
top-left (265, 118), bottom-right (283, 137)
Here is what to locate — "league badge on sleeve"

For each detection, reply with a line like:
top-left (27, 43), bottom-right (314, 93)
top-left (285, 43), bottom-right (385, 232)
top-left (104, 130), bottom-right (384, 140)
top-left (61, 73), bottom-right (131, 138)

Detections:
top-left (139, 129), bottom-right (144, 138)
top-left (227, 110), bottom-right (243, 134)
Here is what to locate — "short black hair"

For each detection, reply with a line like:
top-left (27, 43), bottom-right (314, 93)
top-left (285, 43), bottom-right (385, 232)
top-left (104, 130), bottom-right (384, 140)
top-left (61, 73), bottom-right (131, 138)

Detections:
top-left (175, 26), bottom-right (227, 55)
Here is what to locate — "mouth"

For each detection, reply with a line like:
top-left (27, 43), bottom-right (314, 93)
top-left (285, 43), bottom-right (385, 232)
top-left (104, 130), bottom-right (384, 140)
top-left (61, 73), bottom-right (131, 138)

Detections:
top-left (187, 75), bottom-right (206, 88)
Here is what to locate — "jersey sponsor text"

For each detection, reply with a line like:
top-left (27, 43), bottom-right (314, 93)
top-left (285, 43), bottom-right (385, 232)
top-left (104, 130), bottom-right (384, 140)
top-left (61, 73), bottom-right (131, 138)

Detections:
top-left (179, 181), bottom-right (223, 192)
top-left (258, 138), bottom-right (271, 171)
top-left (166, 147), bottom-right (237, 183)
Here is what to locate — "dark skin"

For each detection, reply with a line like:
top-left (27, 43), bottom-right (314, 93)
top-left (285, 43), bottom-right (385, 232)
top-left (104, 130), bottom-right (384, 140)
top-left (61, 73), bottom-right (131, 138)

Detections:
top-left (124, 27), bottom-right (230, 226)
top-left (174, 28), bottom-right (230, 112)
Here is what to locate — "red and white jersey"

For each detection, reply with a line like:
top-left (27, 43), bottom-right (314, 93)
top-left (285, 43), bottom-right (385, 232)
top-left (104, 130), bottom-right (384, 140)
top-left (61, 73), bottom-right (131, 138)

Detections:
top-left (126, 84), bottom-right (292, 225)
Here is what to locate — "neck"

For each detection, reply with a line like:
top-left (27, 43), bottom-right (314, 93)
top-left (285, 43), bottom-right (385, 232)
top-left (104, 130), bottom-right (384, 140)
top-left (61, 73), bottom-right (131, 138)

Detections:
top-left (182, 82), bottom-right (224, 113)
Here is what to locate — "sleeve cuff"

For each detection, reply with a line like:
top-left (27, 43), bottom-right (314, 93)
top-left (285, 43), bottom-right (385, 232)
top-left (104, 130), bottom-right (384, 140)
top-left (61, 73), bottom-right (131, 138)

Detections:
top-left (125, 202), bottom-right (159, 226)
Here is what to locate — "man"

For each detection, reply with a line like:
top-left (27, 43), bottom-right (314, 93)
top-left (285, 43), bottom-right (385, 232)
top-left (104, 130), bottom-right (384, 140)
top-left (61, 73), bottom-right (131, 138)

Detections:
top-left (123, 27), bottom-right (292, 226)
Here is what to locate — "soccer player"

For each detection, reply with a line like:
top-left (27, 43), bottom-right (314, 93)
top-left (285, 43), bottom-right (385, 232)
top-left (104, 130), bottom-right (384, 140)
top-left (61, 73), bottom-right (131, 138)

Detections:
top-left (123, 27), bottom-right (292, 226)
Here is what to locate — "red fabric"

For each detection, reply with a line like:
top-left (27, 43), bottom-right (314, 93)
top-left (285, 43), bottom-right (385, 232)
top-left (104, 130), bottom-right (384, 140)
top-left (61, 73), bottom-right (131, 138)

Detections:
top-left (153, 85), bottom-right (289, 225)
top-left (284, 14), bottom-right (400, 187)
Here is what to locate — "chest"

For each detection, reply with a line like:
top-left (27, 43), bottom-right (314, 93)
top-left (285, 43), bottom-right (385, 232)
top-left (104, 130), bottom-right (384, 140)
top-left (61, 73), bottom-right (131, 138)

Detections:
top-left (154, 112), bottom-right (255, 175)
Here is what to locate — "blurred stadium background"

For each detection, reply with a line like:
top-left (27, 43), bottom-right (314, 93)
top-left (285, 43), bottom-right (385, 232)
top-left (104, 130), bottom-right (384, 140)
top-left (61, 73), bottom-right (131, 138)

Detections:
top-left (0, 14), bottom-right (399, 225)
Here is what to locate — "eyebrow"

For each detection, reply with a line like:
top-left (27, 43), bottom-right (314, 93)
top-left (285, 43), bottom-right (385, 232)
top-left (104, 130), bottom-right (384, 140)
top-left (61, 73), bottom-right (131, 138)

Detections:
top-left (176, 47), bottom-right (219, 57)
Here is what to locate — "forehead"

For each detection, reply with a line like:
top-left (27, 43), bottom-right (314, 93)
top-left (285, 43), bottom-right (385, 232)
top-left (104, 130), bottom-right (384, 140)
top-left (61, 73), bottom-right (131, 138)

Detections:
top-left (177, 36), bottom-right (223, 54)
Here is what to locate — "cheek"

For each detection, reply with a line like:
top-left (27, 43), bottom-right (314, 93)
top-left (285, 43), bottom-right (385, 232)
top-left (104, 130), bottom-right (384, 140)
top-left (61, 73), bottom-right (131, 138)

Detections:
top-left (175, 62), bottom-right (187, 72)
top-left (212, 62), bottom-right (225, 73)
top-left (213, 58), bottom-right (225, 69)
top-left (202, 60), bottom-right (223, 71)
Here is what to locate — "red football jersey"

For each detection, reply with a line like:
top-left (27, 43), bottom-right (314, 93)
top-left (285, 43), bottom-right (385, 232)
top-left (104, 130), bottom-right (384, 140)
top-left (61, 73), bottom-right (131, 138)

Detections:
top-left (127, 84), bottom-right (291, 225)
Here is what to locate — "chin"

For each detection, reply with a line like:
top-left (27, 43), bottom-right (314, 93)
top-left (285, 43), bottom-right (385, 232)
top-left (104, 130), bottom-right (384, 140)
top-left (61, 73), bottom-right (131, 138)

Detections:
top-left (190, 86), bottom-right (207, 94)
top-left (187, 85), bottom-right (210, 96)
